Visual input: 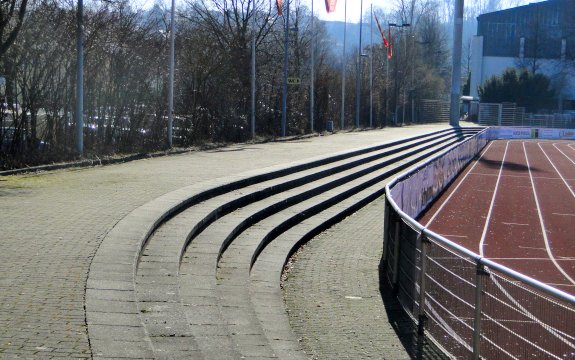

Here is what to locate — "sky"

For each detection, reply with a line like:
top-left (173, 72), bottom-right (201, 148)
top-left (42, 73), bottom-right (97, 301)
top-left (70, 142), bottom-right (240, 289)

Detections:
top-left (137, 0), bottom-right (543, 24)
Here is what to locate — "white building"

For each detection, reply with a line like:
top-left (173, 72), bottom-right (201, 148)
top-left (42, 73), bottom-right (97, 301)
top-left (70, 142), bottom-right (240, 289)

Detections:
top-left (470, 0), bottom-right (575, 111)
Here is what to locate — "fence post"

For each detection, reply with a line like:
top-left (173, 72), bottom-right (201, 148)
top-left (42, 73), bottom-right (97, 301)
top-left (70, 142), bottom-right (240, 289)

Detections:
top-left (418, 232), bottom-right (430, 335)
top-left (392, 212), bottom-right (401, 293)
top-left (473, 262), bottom-right (488, 359)
top-left (383, 197), bottom-right (391, 260)
top-left (497, 104), bottom-right (502, 126)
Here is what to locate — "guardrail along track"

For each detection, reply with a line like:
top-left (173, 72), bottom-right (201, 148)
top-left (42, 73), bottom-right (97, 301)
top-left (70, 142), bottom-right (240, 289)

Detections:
top-left (87, 127), bottom-right (482, 359)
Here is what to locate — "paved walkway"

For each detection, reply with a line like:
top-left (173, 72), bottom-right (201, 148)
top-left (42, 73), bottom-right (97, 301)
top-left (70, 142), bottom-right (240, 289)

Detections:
top-left (0, 124), bottom-right (470, 359)
top-left (284, 198), bottom-right (447, 359)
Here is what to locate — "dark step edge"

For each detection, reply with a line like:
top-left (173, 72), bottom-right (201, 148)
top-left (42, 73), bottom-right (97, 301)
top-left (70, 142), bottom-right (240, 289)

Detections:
top-left (169, 129), bottom-right (472, 265)
top-left (216, 134), bottom-right (472, 264)
top-left (250, 137), bottom-right (468, 271)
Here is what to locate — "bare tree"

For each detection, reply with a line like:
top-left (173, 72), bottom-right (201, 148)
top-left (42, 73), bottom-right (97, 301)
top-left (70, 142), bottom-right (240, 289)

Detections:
top-left (0, 0), bottom-right (28, 57)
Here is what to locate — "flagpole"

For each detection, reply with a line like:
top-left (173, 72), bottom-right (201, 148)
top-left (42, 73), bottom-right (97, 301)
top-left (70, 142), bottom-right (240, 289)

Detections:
top-left (310, 0), bottom-right (314, 133)
top-left (355, 0), bottom-right (363, 129)
top-left (340, 0), bottom-right (347, 131)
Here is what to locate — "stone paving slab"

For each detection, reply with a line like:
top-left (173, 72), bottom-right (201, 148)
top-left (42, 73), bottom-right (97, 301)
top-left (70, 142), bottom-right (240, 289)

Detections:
top-left (0, 124), bottom-right (476, 358)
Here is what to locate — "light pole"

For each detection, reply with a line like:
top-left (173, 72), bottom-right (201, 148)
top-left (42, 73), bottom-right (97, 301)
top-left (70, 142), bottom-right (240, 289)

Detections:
top-left (401, 29), bottom-right (407, 126)
top-left (251, 0), bottom-right (257, 140)
top-left (340, 0), bottom-right (347, 131)
top-left (310, 0), bottom-right (315, 133)
top-left (369, 3), bottom-right (373, 128)
top-left (167, 0), bottom-right (176, 148)
top-left (281, 0), bottom-right (290, 137)
top-left (385, 23), bottom-right (393, 126)
top-left (355, 0), bottom-right (363, 129)
top-left (450, 0), bottom-right (464, 127)
top-left (76, 0), bottom-right (84, 156)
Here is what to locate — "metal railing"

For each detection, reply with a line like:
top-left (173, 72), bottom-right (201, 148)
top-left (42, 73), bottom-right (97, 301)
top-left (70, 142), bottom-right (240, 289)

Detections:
top-left (476, 102), bottom-right (575, 128)
top-left (384, 129), bottom-right (575, 359)
top-left (418, 99), bottom-right (451, 123)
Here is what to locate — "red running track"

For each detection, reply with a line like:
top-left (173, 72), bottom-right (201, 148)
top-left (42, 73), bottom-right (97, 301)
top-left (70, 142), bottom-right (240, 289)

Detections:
top-left (419, 139), bottom-right (575, 295)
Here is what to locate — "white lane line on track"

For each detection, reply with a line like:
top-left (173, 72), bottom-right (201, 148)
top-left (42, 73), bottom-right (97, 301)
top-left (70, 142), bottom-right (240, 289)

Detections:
top-left (471, 172), bottom-right (575, 181)
top-left (518, 246), bottom-right (546, 251)
top-left (568, 144), bottom-right (575, 152)
top-left (539, 142), bottom-right (575, 201)
top-left (553, 212), bottom-right (575, 216)
top-left (424, 141), bottom-right (495, 227)
top-left (439, 234), bottom-right (468, 238)
top-left (553, 143), bottom-right (575, 172)
top-left (524, 142), bottom-right (575, 286)
top-left (479, 141), bottom-right (509, 257)
top-left (534, 176), bottom-right (575, 181)
top-left (502, 222), bottom-right (529, 226)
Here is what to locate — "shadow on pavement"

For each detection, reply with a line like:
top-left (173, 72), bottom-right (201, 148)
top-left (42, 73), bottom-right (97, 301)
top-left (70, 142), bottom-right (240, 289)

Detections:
top-left (378, 257), bottom-right (449, 360)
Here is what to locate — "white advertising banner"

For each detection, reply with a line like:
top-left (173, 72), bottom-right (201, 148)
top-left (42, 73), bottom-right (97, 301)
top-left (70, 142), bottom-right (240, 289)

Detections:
top-left (390, 130), bottom-right (489, 219)
top-left (489, 127), bottom-right (575, 140)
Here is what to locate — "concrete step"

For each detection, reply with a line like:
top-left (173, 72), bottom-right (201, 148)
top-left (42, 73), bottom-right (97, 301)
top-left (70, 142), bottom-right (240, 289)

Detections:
top-left (143, 130), bottom-right (476, 358)
top-left (218, 136), bottom-right (470, 358)
top-left (87, 127), bottom-right (482, 359)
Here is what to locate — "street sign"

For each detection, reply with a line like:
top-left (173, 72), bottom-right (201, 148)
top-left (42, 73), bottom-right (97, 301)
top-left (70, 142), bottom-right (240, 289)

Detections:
top-left (287, 77), bottom-right (301, 85)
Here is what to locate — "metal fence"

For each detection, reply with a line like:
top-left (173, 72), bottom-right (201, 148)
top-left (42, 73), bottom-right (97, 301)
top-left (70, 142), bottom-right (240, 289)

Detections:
top-left (384, 129), bottom-right (575, 359)
top-left (418, 99), bottom-right (451, 123)
top-left (477, 102), bottom-right (575, 128)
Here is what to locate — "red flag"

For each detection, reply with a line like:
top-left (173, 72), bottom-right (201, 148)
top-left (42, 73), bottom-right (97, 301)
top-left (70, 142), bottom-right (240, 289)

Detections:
top-left (276, 0), bottom-right (282, 15)
top-left (374, 15), bottom-right (389, 48)
top-left (387, 27), bottom-right (393, 59)
top-left (325, 0), bottom-right (337, 13)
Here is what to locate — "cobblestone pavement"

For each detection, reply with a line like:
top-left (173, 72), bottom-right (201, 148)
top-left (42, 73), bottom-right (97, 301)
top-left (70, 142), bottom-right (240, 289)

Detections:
top-left (283, 199), bottom-right (398, 359)
top-left (0, 125), bottom-right (470, 358)
top-left (283, 199), bottom-right (448, 359)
